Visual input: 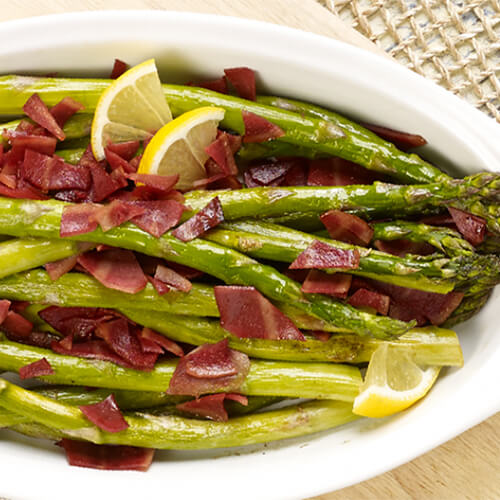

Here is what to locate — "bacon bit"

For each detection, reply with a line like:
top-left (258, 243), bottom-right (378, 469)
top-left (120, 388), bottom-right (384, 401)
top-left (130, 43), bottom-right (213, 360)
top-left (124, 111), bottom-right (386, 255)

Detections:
top-left (166, 262), bottom-right (204, 280)
top-left (172, 197), bottom-right (224, 242)
top-left (0, 182), bottom-right (48, 200)
top-left (54, 189), bottom-right (89, 203)
top-left (193, 173), bottom-right (227, 189)
top-left (105, 148), bottom-right (135, 173)
top-left (60, 204), bottom-right (99, 237)
top-left (15, 120), bottom-right (36, 135)
top-left (139, 335), bottom-right (164, 354)
top-left (155, 265), bottom-right (192, 292)
top-left (0, 300), bottom-right (11, 324)
top-left (139, 327), bottom-right (184, 357)
top-left (448, 207), bottom-right (486, 246)
top-left (420, 214), bottom-right (456, 228)
top-left (57, 334), bottom-right (74, 350)
top-left (209, 174), bottom-right (242, 190)
top-left (7, 330), bottom-right (60, 349)
top-left (88, 162), bottom-right (126, 202)
top-left (167, 339), bottom-right (250, 396)
top-left (21, 150), bottom-right (91, 192)
top-left (242, 110), bottom-right (285, 143)
top-left (362, 122), bottom-right (427, 151)
top-left (282, 158), bottom-right (308, 186)
top-left (107, 141), bottom-right (140, 161)
top-left (388, 302), bottom-right (427, 326)
top-left (45, 255), bottom-right (78, 281)
top-left (91, 200), bottom-right (145, 232)
top-left (301, 270), bottom-right (352, 298)
top-left (307, 158), bottom-right (376, 186)
top-left (205, 132), bottom-right (239, 175)
top-left (23, 94), bottom-right (65, 141)
top-left (320, 210), bottom-right (374, 246)
top-left (110, 59), bottom-right (129, 79)
top-left (374, 239), bottom-right (435, 257)
top-left (59, 439), bottom-right (154, 471)
top-left (176, 393), bottom-right (248, 422)
top-left (78, 249), bottom-right (148, 294)
top-left (224, 67), bottom-right (256, 101)
top-left (289, 240), bottom-right (360, 270)
top-left (0, 161), bottom-right (17, 189)
top-left (50, 97), bottom-right (85, 127)
top-left (148, 276), bottom-right (170, 295)
top-left (214, 286), bottom-right (305, 340)
top-left (80, 394), bottom-right (129, 433)
top-left (191, 77), bottom-right (228, 94)
top-left (130, 200), bottom-right (184, 238)
top-left (96, 318), bottom-right (157, 371)
top-left (348, 288), bottom-right (390, 316)
top-left (19, 358), bottom-right (54, 380)
top-left (245, 160), bottom-right (290, 187)
top-left (5, 133), bottom-right (58, 157)
top-left (285, 268), bottom-right (309, 283)
top-left (10, 301), bottom-right (29, 313)
top-left (126, 172), bottom-right (179, 193)
top-left (1, 311), bottom-right (33, 337)
top-left (310, 331), bottom-right (331, 342)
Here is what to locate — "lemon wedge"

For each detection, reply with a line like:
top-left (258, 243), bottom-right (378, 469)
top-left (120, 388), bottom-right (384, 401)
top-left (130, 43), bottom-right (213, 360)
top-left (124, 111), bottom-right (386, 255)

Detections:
top-left (353, 344), bottom-right (440, 418)
top-left (138, 106), bottom-right (225, 191)
top-left (91, 59), bottom-right (172, 161)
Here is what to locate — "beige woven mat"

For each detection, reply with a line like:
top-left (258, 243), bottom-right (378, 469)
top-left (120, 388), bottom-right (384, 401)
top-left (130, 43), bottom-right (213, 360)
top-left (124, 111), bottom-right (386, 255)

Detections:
top-left (319, 0), bottom-right (500, 122)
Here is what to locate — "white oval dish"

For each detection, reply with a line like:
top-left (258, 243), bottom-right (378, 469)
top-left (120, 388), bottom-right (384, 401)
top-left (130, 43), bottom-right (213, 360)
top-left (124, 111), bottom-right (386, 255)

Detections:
top-left (0, 11), bottom-right (498, 500)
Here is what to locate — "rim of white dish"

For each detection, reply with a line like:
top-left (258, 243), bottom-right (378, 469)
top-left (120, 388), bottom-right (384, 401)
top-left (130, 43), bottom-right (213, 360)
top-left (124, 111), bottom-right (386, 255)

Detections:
top-left (0, 10), bottom-right (498, 500)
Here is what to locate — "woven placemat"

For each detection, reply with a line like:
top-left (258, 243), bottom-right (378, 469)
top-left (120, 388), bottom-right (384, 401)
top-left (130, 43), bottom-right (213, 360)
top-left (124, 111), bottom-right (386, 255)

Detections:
top-left (319, 0), bottom-right (500, 122)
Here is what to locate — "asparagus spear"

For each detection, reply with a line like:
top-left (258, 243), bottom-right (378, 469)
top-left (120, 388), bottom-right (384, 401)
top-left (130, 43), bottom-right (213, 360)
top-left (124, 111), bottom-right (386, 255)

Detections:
top-left (443, 291), bottom-right (492, 327)
top-left (0, 75), bottom-right (446, 184)
top-left (0, 335), bottom-right (362, 401)
top-left (0, 197), bottom-right (413, 338)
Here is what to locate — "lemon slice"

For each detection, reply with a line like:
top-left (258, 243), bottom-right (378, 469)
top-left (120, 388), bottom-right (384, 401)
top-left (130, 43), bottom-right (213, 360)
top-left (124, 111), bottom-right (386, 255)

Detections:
top-left (353, 344), bottom-right (440, 418)
top-left (138, 106), bottom-right (225, 191)
top-left (91, 59), bottom-right (172, 161)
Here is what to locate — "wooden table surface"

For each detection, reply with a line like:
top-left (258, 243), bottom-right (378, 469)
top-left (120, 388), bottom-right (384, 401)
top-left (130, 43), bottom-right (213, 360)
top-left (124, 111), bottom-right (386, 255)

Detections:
top-left (3, 1), bottom-right (499, 499)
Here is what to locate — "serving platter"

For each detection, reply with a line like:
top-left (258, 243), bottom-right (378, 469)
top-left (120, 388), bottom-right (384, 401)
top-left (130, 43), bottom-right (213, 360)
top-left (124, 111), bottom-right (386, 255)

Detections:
top-left (0, 10), bottom-right (499, 500)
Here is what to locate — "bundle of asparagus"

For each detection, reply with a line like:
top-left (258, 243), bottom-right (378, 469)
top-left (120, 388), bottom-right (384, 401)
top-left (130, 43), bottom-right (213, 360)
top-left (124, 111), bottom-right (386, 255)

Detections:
top-left (0, 62), bottom-right (497, 471)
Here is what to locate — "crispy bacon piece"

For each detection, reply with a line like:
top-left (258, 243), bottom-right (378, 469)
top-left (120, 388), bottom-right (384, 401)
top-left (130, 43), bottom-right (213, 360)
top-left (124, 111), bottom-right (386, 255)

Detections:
top-left (224, 67), bottom-right (256, 101)
top-left (191, 76), bottom-right (228, 94)
top-left (1, 311), bottom-right (33, 337)
top-left (0, 299), bottom-right (11, 324)
top-left (50, 97), bottom-right (85, 127)
top-left (176, 393), bottom-right (248, 422)
top-left (362, 122), bottom-right (427, 151)
top-left (154, 265), bottom-right (192, 292)
top-left (105, 148), bottom-right (135, 174)
top-left (348, 288), bottom-right (390, 316)
top-left (167, 339), bottom-right (250, 397)
top-left (205, 132), bottom-right (239, 175)
top-left (139, 327), bottom-right (184, 357)
top-left (88, 161), bottom-right (126, 202)
top-left (5, 133), bottom-right (57, 158)
top-left (148, 276), bottom-right (170, 295)
top-left (301, 270), bottom-right (352, 299)
top-left (59, 439), bottom-right (154, 471)
top-left (45, 255), bottom-right (78, 281)
top-left (420, 214), bottom-right (456, 228)
top-left (78, 249), bottom-right (148, 294)
top-left (289, 240), bottom-right (360, 270)
top-left (130, 200), bottom-right (184, 238)
top-left (91, 200), bottom-right (145, 232)
top-left (60, 204), bottom-right (99, 237)
top-left (110, 59), bottom-right (129, 79)
top-left (448, 207), bottom-right (486, 246)
top-left (107, 141), bottom-right (140, 161)
top-left (19, 358), bottom-right (54, 380)
top-left (126, 172), bottom-right (179, 193)
top-left (21, 150), bottom-right (91, 192)
top-left (0, 182), bottom-right (48, 200)
top-left (282, 158), bottom-right (308, 186)
top-left (214, 286), bottom-right (305, 340)
top-left (23, 94), bottom-right (65, 141)
top-left (172, 196), bottom-right (224, 242)
top-left (242, 110), bottom-right (285, 143)
top-left (80, 394), bottom-right (129, 433)
top-left (8, 330), bottom-right (60, 349)
top-left (320, 210), bottom-right (374, 246)
top-left (374, 239), bottom-right (435, 257)
top-left (245, 160), bottom-right (290, 187)
top-left (167, 262), bottom-right (204, 280)
top-left (307, 158), bottom-right (376, 186)
top-left (388, 302), bottom-right (427, 326)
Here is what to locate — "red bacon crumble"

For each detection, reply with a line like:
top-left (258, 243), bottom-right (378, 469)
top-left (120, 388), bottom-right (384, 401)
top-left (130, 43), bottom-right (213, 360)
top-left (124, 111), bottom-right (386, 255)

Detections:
top-left (60, 204), bottom-right (99, 237)
top-left (148, 276), bottom-right (170, 295)
top-left (307, 158), bottom-right (376, 186)
top-left (139, 327), bottom-right (184, 357)
top-left (176, 393), bottom-right (248, 422)
top-left (224, 67), bottom-right (256, 101)
top-left (242, 110), bottom-right (285, 143)
top-left (172, 197), bottom-right (224, 242)
top-left (1, 311), bottom-right (33, 337)
top-left (448, 207), bottom-right (486, 246)
top-left (126, 172), bottom-right (179, 193)
top-left (0, 299), bottom-right (11, 324)
top-left (167, 339), bottom-right (250, 397)
top-left (205, 132), bottom-right (240, 176)
top-left (80, 394), bottom-right (129, 433)
top-left (0, 182), bottom-right (48, 200)
top-left (130, 200), bottom-right (184, 238)
top-left (59, 439), bottom-right (154, 472)
top-left (88, 162), bottom-right (125, 202)
top-left (374, 239), bottom-right (435, 257)
top-left (78, 249), bottom-right (148, 294)
top-left (105, 148), bottom-right (136, 174)
top-left (110, 59), bottom-right (129, 79)
top-left (214, 286), bottom-right (305, 340)
top-left (45, 255), bottom-right (78, 281)
top-left (362, 122), bottom-right (427, 151)
top-left (348, 288), bottom-right (390, 316)
top-left (301, 270), bottom-right (352, 299)
top-left (245, 160), bottom-right (290, 187)
top-left (91, 200), bottom-right (145, 232)
top-left (5, 133), bottom-right (57, 158)
top-left (320, 210), bottom-right (374, 246)
top-left (50, 97), bottom-right (85, 127)
top-left (289, 240), bottom-right (360, 270)
top-left (8, 330), bottom-right (60, 349)
top-left (23, 94), bottom-right (65, 141)
top-left (191, 76), bottom-right (228, 94)
top-left (19, 358), bottom-right (54, 380)
top-left (154, 265), bottom-right (192, 292)
top-left (107, 141), bottom-right (140, 161)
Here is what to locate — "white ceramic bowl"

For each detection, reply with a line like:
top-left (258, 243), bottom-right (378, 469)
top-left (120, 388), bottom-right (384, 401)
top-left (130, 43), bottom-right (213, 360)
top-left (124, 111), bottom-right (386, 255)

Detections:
top-left (0, 11), bottom-right (499, 500)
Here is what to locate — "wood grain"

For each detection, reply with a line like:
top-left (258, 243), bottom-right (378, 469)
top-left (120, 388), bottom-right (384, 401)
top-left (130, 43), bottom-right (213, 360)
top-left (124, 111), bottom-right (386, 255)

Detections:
top-left (1, 1), bottom-right (499, 499)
